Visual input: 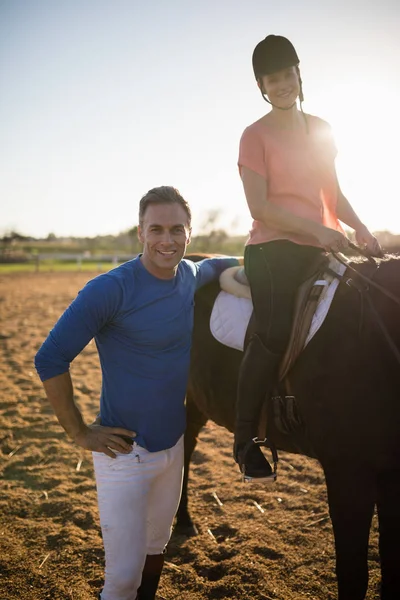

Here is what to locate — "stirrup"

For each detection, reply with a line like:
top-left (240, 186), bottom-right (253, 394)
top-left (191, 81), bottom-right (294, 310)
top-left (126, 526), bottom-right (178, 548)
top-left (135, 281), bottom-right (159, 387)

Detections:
top-left (239, 437), bottom-right (278, 484)
top-left (241, 470), bottom-right (277, 484)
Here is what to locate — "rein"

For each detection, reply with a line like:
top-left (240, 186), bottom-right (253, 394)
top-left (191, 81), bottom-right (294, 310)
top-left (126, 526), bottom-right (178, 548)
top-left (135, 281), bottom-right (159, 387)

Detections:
top-left (334, 242), bottom-right (400, 308)
top-left (332, 244), bottom-right (400, 365)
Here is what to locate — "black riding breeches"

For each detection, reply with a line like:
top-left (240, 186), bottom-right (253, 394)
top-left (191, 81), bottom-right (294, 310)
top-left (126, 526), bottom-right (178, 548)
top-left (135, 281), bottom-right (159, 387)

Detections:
top-left (235, 240), bottom-right (323, 435)
top-left (244, 240), bottom-right (324, 354)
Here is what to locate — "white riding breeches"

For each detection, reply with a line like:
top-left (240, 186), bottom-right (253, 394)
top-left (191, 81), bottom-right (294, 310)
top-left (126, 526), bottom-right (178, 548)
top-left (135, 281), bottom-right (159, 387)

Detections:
top-left (93, 435), bottom-right (184, 600)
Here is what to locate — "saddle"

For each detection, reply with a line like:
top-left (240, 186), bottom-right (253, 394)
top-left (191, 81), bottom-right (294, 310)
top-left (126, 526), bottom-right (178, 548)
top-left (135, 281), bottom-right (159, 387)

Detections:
top-left (212, 254), bottom-right (346, 379)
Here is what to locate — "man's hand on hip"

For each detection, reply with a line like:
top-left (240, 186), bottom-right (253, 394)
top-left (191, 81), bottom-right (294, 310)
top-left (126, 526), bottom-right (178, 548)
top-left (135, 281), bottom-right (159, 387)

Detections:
top-left (74, 422), bottom-right (137, 458)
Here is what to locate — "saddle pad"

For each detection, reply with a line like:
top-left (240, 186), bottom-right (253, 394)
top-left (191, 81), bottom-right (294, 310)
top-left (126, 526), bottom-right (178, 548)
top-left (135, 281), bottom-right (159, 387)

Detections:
top-left (210, 261), bottom-right (346, 352)
top-left (210, 291), bottom-right (253, 351)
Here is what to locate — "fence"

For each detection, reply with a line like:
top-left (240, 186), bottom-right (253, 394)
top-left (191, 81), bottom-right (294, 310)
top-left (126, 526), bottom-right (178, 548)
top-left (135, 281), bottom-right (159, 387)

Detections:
top-left (35, 253), bottom-right (137, 271)
top-left (0, 253), bottom-right (137, 272)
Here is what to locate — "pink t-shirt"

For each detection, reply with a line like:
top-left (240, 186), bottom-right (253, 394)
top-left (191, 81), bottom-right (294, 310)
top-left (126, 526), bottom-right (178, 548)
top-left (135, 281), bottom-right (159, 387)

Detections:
top-left (238, 114), bottom-right (344, 246)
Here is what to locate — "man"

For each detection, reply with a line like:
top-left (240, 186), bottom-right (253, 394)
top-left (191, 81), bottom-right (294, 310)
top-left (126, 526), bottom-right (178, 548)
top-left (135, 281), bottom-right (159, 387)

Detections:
top-left (35, 186), bottom-right (240, 600)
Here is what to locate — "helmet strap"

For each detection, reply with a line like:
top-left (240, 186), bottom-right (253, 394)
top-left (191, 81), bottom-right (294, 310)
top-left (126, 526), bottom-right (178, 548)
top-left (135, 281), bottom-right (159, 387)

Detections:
top-left (258, 66), bottom-right (304, 111)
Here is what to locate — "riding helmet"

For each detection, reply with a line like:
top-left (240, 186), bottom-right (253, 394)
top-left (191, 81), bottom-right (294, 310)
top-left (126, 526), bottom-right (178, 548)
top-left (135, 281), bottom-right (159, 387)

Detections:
top-left (252, 35), bottom-right (300, 79)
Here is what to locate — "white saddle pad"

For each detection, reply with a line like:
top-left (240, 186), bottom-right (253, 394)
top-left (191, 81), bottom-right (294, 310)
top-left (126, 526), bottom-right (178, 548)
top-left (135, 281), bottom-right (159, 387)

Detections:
top-left (210, 258), bottom-right (347, 352)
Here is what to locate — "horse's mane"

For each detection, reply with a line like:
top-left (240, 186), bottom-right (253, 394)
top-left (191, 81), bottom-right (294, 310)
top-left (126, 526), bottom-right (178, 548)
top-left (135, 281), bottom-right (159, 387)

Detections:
top-left (346, 253), bottom-right (400, 304)
top-left (348, 252), bottom-right (400, 267)
top-left (347, 253), bottom-right (400, 278)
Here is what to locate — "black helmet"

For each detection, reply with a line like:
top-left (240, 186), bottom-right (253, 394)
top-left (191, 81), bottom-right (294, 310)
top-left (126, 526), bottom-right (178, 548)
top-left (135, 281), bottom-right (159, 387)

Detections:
top-left (252, 35), bottom-right (300, 79)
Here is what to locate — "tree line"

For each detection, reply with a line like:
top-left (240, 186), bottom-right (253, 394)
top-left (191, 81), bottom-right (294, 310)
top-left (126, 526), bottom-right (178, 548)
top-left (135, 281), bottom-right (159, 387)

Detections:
top-left (2, 227), bottom-right (400, 263)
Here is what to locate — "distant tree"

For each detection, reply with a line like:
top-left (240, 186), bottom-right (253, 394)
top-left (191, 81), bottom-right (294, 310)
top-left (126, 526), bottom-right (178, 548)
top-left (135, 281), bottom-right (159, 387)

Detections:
top-left (0, 231), bottom-right (31, 256)
top-left (128, 226), bottom-right (141, 254)
top-left (1, 231), bottom-right (30, 243)
top-left (192, 229), bottom-right (228, 253)
top-left (199, 209), bottom-right (221, 235)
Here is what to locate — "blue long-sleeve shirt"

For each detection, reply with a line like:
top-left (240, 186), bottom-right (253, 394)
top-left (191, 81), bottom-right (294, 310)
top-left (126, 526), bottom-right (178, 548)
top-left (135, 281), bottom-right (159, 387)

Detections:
top-left (35, 255), bottom-right (238, 451)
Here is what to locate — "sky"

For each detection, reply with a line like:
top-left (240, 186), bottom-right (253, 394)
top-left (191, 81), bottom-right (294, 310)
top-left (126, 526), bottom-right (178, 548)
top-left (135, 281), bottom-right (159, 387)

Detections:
top-left (1, 0), bottom-right (400, 238)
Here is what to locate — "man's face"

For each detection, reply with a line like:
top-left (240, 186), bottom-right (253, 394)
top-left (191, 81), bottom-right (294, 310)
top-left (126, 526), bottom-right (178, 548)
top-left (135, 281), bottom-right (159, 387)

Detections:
top-left (138, 202), bottom-right (191, 279)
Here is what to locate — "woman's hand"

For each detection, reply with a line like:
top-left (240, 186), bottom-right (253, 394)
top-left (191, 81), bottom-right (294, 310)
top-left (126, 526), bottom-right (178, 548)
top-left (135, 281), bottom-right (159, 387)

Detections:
top-left (355, 225), bottom-right (383, 257)
top-left (315, 226), bottom-right (350, 253)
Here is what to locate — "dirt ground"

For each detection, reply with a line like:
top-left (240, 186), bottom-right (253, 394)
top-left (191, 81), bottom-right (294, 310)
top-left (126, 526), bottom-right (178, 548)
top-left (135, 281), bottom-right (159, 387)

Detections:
top-left (0, 271), bottom-right (383, 600)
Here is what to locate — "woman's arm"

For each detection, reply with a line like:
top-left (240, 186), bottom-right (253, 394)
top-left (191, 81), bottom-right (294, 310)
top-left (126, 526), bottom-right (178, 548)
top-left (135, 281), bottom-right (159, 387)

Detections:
top-left (335, 174), bottom-right (383, 256)
top-left (241, 167), bottom-right (349, 252)
top-left (336, 189), bottom-right (364, 231)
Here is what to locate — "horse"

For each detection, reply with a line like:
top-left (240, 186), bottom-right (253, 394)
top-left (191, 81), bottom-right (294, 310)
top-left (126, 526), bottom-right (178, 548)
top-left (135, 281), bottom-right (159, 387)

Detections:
top-left (175, 253), bottom-right (400, 600)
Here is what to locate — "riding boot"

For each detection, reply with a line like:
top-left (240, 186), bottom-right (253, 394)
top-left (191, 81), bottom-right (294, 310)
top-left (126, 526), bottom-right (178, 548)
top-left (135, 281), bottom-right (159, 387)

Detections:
top-left (234, 334), bottom-right (280, 481)
top-left (137, 553), bottom-right (165, 600)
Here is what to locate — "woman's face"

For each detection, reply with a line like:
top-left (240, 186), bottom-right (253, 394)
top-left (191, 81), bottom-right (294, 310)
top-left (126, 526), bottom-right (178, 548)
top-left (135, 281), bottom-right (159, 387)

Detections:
top-left (259, 66), bottom-right (300, 109)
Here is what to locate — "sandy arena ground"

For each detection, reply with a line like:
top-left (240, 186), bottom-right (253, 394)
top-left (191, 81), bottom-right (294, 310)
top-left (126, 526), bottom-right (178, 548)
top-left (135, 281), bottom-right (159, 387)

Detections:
top-left (0, 271), bottom-right (382, 599)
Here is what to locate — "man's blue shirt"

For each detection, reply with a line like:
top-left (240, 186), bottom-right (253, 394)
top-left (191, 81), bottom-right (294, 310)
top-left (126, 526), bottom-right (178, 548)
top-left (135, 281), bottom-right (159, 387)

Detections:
top-left (35, 255), bottom-right (238, 451)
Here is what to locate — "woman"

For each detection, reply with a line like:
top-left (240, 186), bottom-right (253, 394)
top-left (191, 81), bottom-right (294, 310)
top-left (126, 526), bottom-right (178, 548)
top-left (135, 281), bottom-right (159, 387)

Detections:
top-left (234, 34), bottom-right (381, 481)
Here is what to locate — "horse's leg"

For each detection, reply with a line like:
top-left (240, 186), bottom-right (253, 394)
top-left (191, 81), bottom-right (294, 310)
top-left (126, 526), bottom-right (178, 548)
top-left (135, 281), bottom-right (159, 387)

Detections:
top-left (173, 394), bottom-right (208, 536)
top-left (324, 463), bottom-right (376, 600)
top-left (377, 469), bottom-right (400, 599)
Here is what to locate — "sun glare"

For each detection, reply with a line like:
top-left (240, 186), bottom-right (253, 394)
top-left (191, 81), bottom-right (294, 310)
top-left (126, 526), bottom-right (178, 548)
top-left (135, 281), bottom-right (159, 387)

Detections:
top-left (326, 84), bottom-right (399, 233)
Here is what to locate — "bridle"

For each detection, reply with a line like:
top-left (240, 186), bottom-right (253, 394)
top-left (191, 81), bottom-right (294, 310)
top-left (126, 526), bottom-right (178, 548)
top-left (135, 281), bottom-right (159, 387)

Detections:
top-left (332, 243), bottom-right (400, 365)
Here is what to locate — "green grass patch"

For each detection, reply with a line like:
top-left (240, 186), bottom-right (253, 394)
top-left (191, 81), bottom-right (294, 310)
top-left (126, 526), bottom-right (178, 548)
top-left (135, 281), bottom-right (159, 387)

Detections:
top-left (0, 261), bottom-right (125, 274)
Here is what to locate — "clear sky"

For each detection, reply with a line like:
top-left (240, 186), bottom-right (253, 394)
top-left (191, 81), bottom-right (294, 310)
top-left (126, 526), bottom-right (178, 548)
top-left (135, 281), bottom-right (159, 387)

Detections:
top-left (1, 0), bottom-right (399, 238)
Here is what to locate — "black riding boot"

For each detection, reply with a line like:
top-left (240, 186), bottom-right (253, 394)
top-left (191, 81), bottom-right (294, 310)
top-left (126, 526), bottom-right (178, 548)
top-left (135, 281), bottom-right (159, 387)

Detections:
top-left (234, 334), bottom-right (280, 481)
top-left (137, 553), bottom-right (165, 600)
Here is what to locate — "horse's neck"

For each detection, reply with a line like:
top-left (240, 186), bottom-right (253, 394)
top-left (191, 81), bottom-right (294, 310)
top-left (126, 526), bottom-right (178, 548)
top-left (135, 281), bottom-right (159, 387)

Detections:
top-left (367, 257), bottom-right (400, 344)
top-left (371, 257), bottom-right (400, 295)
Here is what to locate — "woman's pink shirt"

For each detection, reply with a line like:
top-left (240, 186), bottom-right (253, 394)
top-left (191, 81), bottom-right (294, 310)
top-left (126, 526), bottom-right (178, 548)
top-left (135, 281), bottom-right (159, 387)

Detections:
top-left (238, 114), bottom-right (344, 247)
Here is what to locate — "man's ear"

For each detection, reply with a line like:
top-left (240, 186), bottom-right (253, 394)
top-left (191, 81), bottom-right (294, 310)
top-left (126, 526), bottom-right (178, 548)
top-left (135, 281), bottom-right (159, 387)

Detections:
top-left (186, 227), bottom-right (192, 245)
top-left (137, 225), bottom-right (144, 243)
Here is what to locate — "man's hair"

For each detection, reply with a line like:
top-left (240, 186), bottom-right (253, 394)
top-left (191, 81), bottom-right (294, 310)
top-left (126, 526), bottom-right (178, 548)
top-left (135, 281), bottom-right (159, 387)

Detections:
top-left (139, 186), bottom-right (192, 227)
